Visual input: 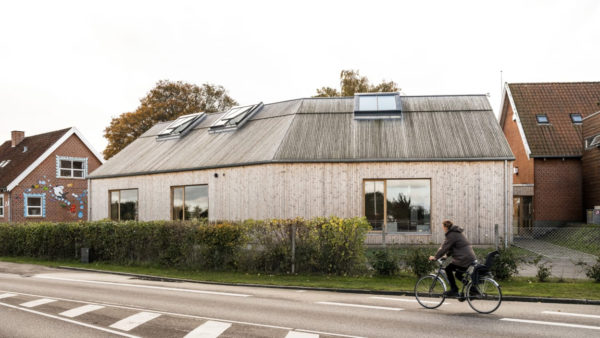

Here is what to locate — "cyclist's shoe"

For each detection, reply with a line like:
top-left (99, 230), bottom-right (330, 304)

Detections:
top-left (458, 293), bottom-right (466, 302)
top-left (443, 290), bottom-right (460, 298)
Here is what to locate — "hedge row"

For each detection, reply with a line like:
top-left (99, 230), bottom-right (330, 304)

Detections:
top-left (0, 217), bottom-right (371, 275)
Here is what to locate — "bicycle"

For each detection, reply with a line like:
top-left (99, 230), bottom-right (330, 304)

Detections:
top-left (414, 251), bottom-right (502, 314)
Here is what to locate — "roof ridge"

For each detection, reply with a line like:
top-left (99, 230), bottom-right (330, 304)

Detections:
top-left (508, 81), bottom-right (600, 85)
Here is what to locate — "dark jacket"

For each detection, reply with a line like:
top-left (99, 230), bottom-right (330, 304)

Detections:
top-left (434, 225), bottom-right (476, 268)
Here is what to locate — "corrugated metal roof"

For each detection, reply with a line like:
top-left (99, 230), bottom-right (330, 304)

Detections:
top-left (508, 82), bottom-right (600, 157)
top-left (90, 95), bottom-right (514, 178)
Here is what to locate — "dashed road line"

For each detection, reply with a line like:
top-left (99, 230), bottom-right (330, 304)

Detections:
top-left (501, 318), bottom-right (600, 331)
top-left (316, 301), bottom-right (403, 311)
top-left (60, 304), bottom-right (105, 318)
top-left (184, 320), bottom-right (231, 338)
top-left (295, 329), bottom-right (366, 338)
top-left (34, 275), bottom-right (251, 297)
top-left (370, 296), bottom-right (451, 305)
top-left (20, 298), bottom-right (57, 308)
top-left (286, 331), bottom-right (319, 338)
top-left (0, 301), bottom-right (139, 338)
top-left (110, 311), bottom-right (162, 331)
top-left (0, 293), bottom-right (17, 299)
top-left (542, 311), bottom-right (600, 319)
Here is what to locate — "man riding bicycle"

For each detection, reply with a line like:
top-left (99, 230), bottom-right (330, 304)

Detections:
top-left (428, 220), bottom-right (476, 298)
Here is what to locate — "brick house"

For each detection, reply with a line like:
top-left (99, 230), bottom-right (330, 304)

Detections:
top-left (0, 128), bottom-right (103, 222)
top-left (582, 111), bottom-right (600, 212)
top-left (89, 93), bottom-right (514, 245)
top-left (499, 82), bottom-right (600, 230)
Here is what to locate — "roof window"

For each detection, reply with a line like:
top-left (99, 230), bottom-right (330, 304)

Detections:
top-left (586, 135), bottom-right (600, 149)
top-left (0, 160), bottom-right (10, 167)
top-left (210, 103), bottom-right (263, 133)
top-left (536, 114), bottom-right (549, 124)
top-left (570, 113), bottom-right (583, 124)
top-left (157, 113), bottom-right (205, 140)
top-left (354, 93), bottom-right (402, 119)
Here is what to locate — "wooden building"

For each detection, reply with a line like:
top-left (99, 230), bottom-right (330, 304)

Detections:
top-left (89, 93), bottom-right (514, 244)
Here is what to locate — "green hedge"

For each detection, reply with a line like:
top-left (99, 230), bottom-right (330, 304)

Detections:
top-left (0, 217), bottom-right (370, 275)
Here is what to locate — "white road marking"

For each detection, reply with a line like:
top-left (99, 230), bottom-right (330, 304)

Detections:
top-left (501, 318), bottom-right (600, 331)
top-left (20, 298), bottom-right (56, 308)
top-left (286, 331), bottom-right (319, 338)
top-left (370, 296), bottom-right (451, 305)
top-left (184, 320), bottom-right (231, 338)
top-left (0, 301), bottom-right (139, 338)
top-left (34, 275), bottom-right (251, 297)
top-left (0, 293), bottom-right (17, 299)
top-left (316, 301), bottom-right (403, 311)
top-left (295, 329), bottom-right (366, 338)
top-left (110, 311), bottom-right (161, 331)
top-left (60, 304), bottom-right (105, 318)
top-left (542, 311), bottom-right (600, 319)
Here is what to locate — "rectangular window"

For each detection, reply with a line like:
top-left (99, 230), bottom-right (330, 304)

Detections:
top-left (171, 185), bottom-right (208, 221)
top-left (354, 93), bottom-right (402, 119)
top-left (24, 193), bottom-right (45, 217)
top-left (364, 179), bottom-right (431, 233)
top-left (109, 189), bottom-right (138, 221)
top-left (57, 156), bottom-right (87, 178)
top-left (536, 114), bottom-right (549, 124)
top-left (0, 195), bottom-right (4, 217)
top-left (570, 113), bottom-right (583, 124)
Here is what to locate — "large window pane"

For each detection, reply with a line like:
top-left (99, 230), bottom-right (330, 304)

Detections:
top-left (386, 180), bottom-right (430, 233)
top-left (377, 95), bottom-right (396, 110)
top-left (110, 191), bottom-right (119, 221)
top-left (364, 181), bottom-right (384, 231)
top-left (172, 187), bottom-right (184, 220)
top-left (358, 96), bottom-right (377, 111)
top-left (184, 185), bottom-right (208, 220)
top-left (119, 189), bottom-right (138, 221)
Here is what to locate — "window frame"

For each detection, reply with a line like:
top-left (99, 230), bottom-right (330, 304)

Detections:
top-left (24, 193), bottom-right (46, 218)
top-left (109, 189), bottom-right (139, 221)
top-left (56, 156), bottom-right (88, 179)
top-left (209, 103), bottom-right (263, 133)
top-left (170, 184), bottom-right (209, 221)
top-left (157, 112), bottom-right (205, 140)
top-left (0, 194), bottom-right (4, 218)
top-left (536, 114), bottom-right (549, 124)
top-left (354, 93), bottom-right (402, 119)
top-left (570, 113), bottom-right (583, 124)
top-left (363, 178), bottom-right (432, 234)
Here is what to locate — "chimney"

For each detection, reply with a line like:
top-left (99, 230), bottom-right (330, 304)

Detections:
top-left (11, 131), bottom-right (24, 147)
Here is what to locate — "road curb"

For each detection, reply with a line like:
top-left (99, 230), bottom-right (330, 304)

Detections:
top-left (58, 266), bottom-right (600, 305)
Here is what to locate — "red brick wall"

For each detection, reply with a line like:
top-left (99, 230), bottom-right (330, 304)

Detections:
top-left (533, 158), bottom-right (583, 223)
top-left (582, 114), bottom-right (600, 210)
top-left (1, 134), bottom-right (102, 223)
top-left (501, 96), bottom-right (534, 184)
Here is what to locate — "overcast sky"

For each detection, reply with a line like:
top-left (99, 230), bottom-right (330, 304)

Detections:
top-left (1, 0), bottom-right (599, 158)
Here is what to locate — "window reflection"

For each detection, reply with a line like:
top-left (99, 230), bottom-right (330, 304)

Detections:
top-left (171, 185), bottom-right (208, 221)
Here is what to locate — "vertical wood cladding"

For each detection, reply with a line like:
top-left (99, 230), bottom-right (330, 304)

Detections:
top-left (90, 161), bottom-right (512, 245)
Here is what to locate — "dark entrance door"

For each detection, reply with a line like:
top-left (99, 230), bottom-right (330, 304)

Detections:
top-left (513, 196), bottom-right (533, 236)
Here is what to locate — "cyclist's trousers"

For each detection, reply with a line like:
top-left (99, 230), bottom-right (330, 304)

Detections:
top-left (445, 263), bottom-right (466, 292)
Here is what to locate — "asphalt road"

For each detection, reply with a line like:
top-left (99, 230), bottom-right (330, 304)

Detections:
top-left (0, 262), bottom-right (599, 338)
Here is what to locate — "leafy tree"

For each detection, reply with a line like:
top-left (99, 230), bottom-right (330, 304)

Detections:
top-left (103, 80), bottom-right (237, 159)
top-left (314, 69), bottom-right (400, 97)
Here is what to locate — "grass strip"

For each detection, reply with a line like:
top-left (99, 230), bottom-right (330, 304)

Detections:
top-left (2, 256), bottom-right (599, 300)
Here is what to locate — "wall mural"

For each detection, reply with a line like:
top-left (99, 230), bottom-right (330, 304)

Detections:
top-left (23, 175), bottom-right (87, 219)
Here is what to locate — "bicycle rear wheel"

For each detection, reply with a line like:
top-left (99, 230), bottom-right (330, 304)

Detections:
top-left (414, 275), bottom-right (446, 309)
top-left (466, 277), bottom-right (502, 314)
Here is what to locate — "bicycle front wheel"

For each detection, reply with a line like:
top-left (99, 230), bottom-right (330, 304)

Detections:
top-left (414, 275), bottom-right (446, 309)
top-left (466, 277), bottom-right (502, 314)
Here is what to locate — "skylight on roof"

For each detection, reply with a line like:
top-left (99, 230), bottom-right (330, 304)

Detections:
top-left (210, 103), bottom-right (263, 132)
top-left (571, 113), bottom-right (583, 123)
top-left (354, 93), bottom-right (402, 119)
top-left (0, 160), bottom-right (10, 167)
top-left (588, 135), bottom-right (600, 149)
top-left (536, 114), bottom-right (549, 124)
top-left (157, 113), bottom-right (205, 140)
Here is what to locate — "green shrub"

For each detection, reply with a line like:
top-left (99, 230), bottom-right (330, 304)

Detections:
top-left (405, 247), bottom-right (435, 276)
top-left (369, 248), bottom-right (400, 276)
top-left (490, 247), bottom-right (521, 281)
top-left (583, 257), bottom-right (600, 282)
top-left (533, 256), bottom-right (552, 282)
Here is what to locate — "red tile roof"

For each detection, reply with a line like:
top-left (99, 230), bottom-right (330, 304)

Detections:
top-left (508, 82), bottom-right (600, 157)
top-left (0, 128), bottom-right (70, 190)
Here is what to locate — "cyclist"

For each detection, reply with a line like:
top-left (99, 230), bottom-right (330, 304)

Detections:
top-left (428, 220), bottom-right (476, 298)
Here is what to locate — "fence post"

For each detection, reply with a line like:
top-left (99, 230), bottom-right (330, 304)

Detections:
top-left (291, 223), bottom-right (296, 274)
top-left (494, 224), bottom-right (499, 250)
